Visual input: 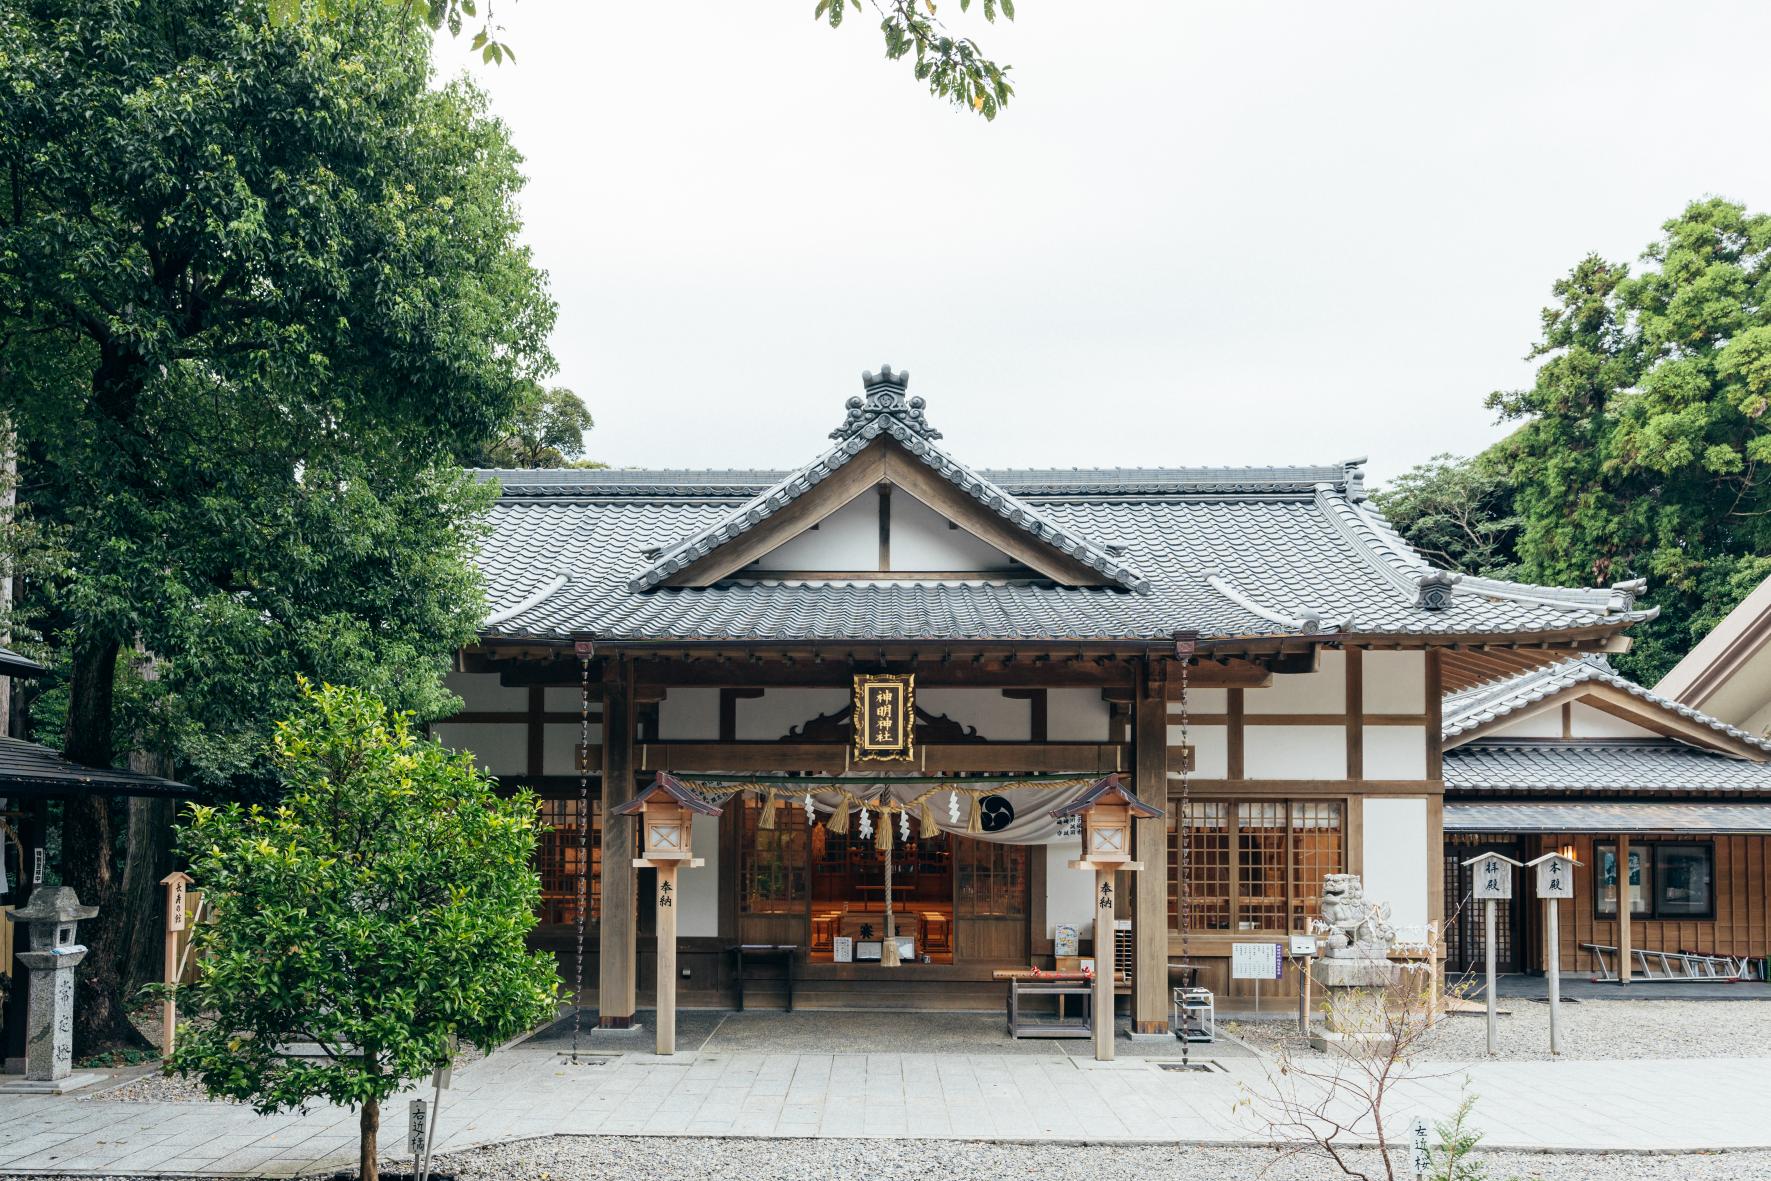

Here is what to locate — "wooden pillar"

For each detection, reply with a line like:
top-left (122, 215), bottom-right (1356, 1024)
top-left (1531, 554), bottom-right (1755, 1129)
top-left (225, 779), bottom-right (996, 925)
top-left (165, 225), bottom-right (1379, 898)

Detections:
top-left (1616, 833), bottom-right (1632, 985)
top-left (1132, 669), bottom-right (1170, 1035)
top-left (1094, 868), bottom-right (1116, 1061)
top-left (599, 660), bottom-right (637, 1026)
top-left (654, 862), bottom-right (678, 1054)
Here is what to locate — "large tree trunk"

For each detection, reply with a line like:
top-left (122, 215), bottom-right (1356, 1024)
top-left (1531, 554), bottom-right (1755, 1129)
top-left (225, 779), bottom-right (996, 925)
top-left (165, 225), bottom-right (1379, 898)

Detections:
top-left (359, 1096), bottom-right (380, 1181)
top-left (59, 634), bottom-right (152, 1055)
top-left (118, 791), bottom-right (178, 1012)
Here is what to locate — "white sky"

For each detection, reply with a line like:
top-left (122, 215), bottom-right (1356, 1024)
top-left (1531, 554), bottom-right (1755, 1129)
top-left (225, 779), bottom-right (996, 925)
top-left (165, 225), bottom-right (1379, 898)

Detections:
top-left (436, 2), bottom-right (1771, 486)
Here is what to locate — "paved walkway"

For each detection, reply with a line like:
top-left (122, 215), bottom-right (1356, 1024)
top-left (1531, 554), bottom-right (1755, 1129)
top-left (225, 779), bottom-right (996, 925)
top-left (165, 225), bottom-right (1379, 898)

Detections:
top-left (0, 1012), bottom-right (1765, 1176)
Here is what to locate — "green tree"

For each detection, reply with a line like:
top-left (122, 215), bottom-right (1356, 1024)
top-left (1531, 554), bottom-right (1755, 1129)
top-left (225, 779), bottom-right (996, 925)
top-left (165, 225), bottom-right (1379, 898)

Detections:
top-left (473, 384), bottom-right (596, 468)
top-left (167, 680), bottom-right (557, 1181)
top-left (1372, 453), bottom-right (1521, 580)
top-left (0, 0), bottom-right (554, 1050)
top-left (1488, 198), bottom-right (1771, 683)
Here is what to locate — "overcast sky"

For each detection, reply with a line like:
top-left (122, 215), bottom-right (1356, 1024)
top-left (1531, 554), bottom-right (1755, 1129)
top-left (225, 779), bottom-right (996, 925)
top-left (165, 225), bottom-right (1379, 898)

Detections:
top-left (436, 2), bottom-right (1771, 486)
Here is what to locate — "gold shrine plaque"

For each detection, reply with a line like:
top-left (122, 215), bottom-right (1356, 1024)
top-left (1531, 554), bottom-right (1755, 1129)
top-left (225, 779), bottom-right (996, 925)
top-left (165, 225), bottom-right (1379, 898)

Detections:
top-left (852, 673), bottom-right (915, 762)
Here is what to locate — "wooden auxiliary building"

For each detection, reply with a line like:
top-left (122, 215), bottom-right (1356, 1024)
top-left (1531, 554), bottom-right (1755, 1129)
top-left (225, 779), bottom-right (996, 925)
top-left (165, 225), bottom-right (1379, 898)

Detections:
top-left (434, 368), bottom-right (1656, 1027)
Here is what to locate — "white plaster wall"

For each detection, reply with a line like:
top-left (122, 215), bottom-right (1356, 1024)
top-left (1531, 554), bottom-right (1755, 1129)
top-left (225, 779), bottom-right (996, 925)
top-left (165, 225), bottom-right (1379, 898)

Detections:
top-left (1246, 650), bottom-right (1345, 714)
top-left (543, 723), bottom-right (603, 776)
top-left (1169, 688), bottom-right (1226, 715)
top-left (658, 687), bottom-right (720, 741)
top-left (1364, 726), bottom-right (1427, 780)
top-left (429, 723), bottom-right (527, 775)
top-left (544, 686), bottom-right (590, 712)
top-left (1484, 709), bottom-right (1562, 739)
top-left (1744, 701), bottom-right (1771, 739)
top-left (1361, 797), bottom-right (1429, 929)
top-left (919, 688), bottom-right (1031, 741)
top-left (446, 671), bottom-right (526, 712)
top-left (1047, 688), bottom-right (1110, 741)
top-left (735, 688), bottom-right (850, 740)
top-left (1171, 724), bottom-right (1227, 778)
top-left (1569, 702), bottom-right (1658, 739)
top-left (1046, 844), bottom-right (1096, 941)
top-left (1243, 726), bottom-right (1344, 779)
top-left (888, 494), bottom-right (1012, 570)
top-left (1363, 651), bottom-right (1425, 714)
top-left (749, 493), bottom-right (877, 570)
top-left (677, 813), bottom-right (721, 937)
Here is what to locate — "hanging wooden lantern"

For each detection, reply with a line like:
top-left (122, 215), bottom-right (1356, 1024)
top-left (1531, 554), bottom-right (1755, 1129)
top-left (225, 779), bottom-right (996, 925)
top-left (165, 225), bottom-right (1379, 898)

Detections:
top-left (611, 771), bottom-right (722, 863)
top-left (1049, 773), bottom-right (1163, 868)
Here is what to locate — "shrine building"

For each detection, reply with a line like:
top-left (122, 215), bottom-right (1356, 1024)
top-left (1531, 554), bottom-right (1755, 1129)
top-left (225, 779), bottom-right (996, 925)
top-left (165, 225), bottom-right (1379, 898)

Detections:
top-left (435, 367), bottom-right (1655, 1030)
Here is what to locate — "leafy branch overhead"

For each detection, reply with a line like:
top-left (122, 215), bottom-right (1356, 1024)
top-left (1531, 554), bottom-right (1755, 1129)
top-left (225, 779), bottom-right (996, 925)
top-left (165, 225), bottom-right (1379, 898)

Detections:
top-left (817, 0), bottom-right (1016, 120)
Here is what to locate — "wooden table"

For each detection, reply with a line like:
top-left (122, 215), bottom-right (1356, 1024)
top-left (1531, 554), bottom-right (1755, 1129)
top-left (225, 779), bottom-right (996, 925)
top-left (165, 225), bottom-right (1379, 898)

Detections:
top-left (730, 944), bottom-right (797, 1012)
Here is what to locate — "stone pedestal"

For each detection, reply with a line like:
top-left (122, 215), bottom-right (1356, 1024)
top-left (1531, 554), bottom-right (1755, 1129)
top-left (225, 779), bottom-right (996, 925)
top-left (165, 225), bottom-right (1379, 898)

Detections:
top-left (0, 887), bottom-right (103, 1093)
top-left (1307, 954), bottom-right (1398, 1057)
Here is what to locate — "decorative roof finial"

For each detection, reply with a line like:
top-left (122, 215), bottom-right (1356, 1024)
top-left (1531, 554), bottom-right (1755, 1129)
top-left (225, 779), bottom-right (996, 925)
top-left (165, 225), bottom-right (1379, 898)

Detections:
top-left (830, 364), bottom-right (942, 440)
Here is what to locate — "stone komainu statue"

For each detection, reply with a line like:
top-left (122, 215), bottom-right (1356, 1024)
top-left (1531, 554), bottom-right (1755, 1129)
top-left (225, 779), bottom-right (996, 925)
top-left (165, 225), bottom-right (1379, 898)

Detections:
top-left (1312, 873), bottom-right (1396, 959)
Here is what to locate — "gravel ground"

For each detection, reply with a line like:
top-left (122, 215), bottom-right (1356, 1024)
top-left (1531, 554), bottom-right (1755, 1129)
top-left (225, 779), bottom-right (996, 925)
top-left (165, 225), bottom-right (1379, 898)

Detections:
top-left (409, 1136), bottom-right (1763, 1181)
top-left (1225, 999), bottom-right (1771, 1061)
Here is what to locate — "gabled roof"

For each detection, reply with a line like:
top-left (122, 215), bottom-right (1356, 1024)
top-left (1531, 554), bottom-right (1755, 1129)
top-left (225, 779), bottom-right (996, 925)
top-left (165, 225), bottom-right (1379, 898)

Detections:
top-left (469, 367), bottom-right (1658, 646)
top-left (1442, 655), bottom-right (1771, 755)
top-left (1652, 570), bottom-right (1771, 722)
top-left (626, 368), bottom-right (1149, 594)
top-left (1049, 773), bottom-right (1164, 818)
top-left (610, 771), bottom-right (725, 816)
top-left (0, 647), bottom-right (44, 678)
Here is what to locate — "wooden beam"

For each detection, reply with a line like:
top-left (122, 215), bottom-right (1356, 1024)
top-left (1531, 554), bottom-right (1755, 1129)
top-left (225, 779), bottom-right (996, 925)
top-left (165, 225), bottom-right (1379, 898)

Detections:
top-left (1425, 649), bottom-right (1443, 781)
top-left (1346, 647), bottom-right (1363, 781)
top-left (1227, 690), bottom-right (1245, 780)
top-left (1133, 665), bottom-right (1170, 1034)
top-left (636, 742), bottom-right (1128, 775)
top-left (598, 660), bottom-right (638, 1027)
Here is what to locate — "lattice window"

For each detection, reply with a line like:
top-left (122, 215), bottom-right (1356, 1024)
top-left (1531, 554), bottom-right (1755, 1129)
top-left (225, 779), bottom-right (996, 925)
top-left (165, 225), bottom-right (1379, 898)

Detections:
top-left (740, 796), bottom-right (808, 914)
top-left (1169, 800), bottom-right (1344, 933)
top-left (955, 838), bottom-right (1028, 917)
top-left (1289, 801), bottom-right (1344, 932)
top-left (1237, 801), bottom-right (1288, 931)
top-left (1179, 801), bottom-right (1231, 931)
top-left (535, 797), bottom-right (601, 926)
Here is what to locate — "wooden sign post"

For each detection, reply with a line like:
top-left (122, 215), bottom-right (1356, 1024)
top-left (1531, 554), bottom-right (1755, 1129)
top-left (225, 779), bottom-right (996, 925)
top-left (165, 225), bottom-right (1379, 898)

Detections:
top-left (1462, 852), bottom-right (1521, 1056)
top-left (611, 773), bottom-right (721, 1056)
top-left (1049, 775), bottom-right (1163, 1062)
top-left (159, 871), bottom-right (193, 1059)
top-left (1527, 851), bottom-right (1579, 1056)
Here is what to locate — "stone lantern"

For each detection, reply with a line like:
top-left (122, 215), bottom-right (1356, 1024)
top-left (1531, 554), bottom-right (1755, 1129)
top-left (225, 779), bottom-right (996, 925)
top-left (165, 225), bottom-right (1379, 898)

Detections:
top-left (1, 887), bottom-right (102, 1092)
top-left (611, 772), bottom-right (721, 1056)
top-left (1049, 774), bottom-right (1163, 1062)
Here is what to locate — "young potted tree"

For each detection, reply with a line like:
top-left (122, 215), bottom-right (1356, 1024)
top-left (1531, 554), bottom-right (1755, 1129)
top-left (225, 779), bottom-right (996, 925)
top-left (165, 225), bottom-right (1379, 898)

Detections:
top-left (165, 680), bottom-right (558, 1181)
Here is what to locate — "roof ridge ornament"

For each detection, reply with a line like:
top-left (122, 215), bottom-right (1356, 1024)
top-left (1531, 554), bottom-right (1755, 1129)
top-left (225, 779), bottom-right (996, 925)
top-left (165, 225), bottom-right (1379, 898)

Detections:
top-left (830, 365), bottom-right (942, 441)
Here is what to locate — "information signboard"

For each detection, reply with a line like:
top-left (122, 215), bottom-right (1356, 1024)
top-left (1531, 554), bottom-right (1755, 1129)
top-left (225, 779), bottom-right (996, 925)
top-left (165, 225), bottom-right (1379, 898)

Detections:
top-left (1231, 942), bottom-right (1283, 980)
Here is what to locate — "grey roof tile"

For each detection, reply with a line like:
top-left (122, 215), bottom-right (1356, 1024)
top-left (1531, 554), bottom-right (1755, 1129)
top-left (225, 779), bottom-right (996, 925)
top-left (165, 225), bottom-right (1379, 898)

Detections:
top-left (471, 380), bottom-right (1657, 645)
top-left (1445, 800), bottom-right (1771, 833)
top-left (1442, 655), bottom-right (1771, 753)
top-left (1444, 739), bottom-right (1771, 795)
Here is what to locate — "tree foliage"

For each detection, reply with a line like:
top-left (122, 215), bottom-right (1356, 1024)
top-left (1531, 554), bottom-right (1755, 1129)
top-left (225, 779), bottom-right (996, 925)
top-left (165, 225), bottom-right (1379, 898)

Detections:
top-left (0, 0), bottom-right (555, 1049)
top-left (472, 384), bottom-right (596, 468)
top-left (816, 0), bottom-right (1015, 120)
top-left (1371, 453), bottom-right (1520, 581)
top-left (167, 680), bottom-right (557, 1181)
top-left (1380, 199), bottom-right (1771, 684)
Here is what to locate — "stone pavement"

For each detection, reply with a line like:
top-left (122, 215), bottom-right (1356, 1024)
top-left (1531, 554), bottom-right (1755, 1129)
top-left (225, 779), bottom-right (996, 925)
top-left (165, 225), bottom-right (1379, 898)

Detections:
top-left (0, 1011), bottom-right (1765, 1176)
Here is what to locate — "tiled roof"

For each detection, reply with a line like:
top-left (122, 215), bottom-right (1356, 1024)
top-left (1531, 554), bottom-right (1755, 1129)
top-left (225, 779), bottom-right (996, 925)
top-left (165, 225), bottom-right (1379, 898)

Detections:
top-left (0, 737), bottom-right (190, 798)
top-left (1444, 739), bottom-right (1771, 795)
top-left (1442, 655), bottom-right (1771, 753)
top-left (471, 375), bottom-right (1656, 645)
top-left (627, 372), bottom-right (1149, 594)
top-left (1445, 800), bottom-right (1771, 833)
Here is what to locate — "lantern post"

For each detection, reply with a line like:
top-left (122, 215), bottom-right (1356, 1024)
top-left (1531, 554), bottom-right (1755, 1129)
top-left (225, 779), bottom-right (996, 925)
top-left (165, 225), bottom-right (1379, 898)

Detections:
top-left (611, 773), bottom-right (722, 1056)
top-left (1461, 851), bottom-right (1522, 1055)
top-left (1526, 850), bottom-right (1579, 1055)
top-left (1050, 775), bottom-right (1164, 1062)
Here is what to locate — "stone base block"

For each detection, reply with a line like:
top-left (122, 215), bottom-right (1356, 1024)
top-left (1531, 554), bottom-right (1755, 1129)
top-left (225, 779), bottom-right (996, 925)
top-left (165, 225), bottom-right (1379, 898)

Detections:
top-left (589, 1023), bottom-right (645, 1036)
top-left (1127, 1030), bottom-right (1173, 1044)
top-left (0, 1072), bottom-right (105, 1094)
top-left (1307, 1030), bottom-right (1395, 1059)
top-left (1313, 958), bottom-right (1397, 989)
